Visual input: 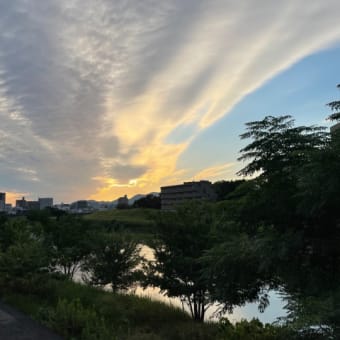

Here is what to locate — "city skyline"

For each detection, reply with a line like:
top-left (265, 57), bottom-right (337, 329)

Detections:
top-left (1, 1), bottom-right (340, 205)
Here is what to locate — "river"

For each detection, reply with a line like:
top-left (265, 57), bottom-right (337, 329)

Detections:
top-left (74, 244), bottom-right (286, 323)
top-left (135, 245), bottom-right (286, 323)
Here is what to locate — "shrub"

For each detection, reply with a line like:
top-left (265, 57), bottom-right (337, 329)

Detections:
top-left (218, 318), bottom-right (297, 340)
top-left (40, 298), bottom-right (116, 340)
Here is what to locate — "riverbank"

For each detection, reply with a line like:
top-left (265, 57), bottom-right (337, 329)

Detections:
top-left (1, 275), bottom-right (219, 339)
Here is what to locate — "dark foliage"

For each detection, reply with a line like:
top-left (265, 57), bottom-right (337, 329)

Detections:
top-left (82, 233), bottom-right (141, 292)
top-left (212, 180), bottom-right (246, 201)
top-left (133, 194), bottom-right (161, 209)
top-left (42, 215), bottom-right (96, 279)
top-left (144, 201), bottom-right (215, 322)
top-left (327, 84), bottom-right (340, 121)
top-left (229, 106), bottom-right (340, 334)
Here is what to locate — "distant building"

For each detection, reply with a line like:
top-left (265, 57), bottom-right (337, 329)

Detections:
top-left (16, 197), bottom-right (40, 210)
top-left (70, 200), bottom-right (89, 212)
top-left (0, 192), bottom-right (5, 211)
top-left (39, 197), bottom-right (53, 210)
top-left (160, 180), bottom-right (217, 210)
top-left (27, 200), bottom-right (40, 210)
top-left (117, 195), bottom-right (129, 209)
top-left (16, 197), bottom-right (27, 209)
top-left (75, 200), bottom-right (88, 209)
top-left (56, 203), bottom-right (70, 211)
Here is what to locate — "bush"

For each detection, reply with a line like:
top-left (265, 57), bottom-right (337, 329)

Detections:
top-left (40, 298), bottom-right (116, 340)
top-left (218, 318), bottom-right (297, 340)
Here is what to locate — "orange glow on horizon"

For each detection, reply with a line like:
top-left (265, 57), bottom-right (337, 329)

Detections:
top-left (1, 191), bottom-right (28, 206)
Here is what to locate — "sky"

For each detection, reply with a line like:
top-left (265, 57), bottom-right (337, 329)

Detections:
top-left (1, 0), bottom-right (340, 205)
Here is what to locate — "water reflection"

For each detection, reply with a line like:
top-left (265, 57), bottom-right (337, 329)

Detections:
top-left (134, 245), bottom-right (286, 323)
top-left (74, 244), bottom-right (286, 323)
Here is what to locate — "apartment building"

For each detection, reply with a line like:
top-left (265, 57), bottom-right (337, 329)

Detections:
top-left (160, 180), bottom-right (216, 210)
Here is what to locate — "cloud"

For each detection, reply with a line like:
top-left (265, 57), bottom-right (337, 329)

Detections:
top-left (110, 163), bottom-right (148, 182)
top-left (194, 163), bottom-right (236, 182)
top-left (0, 0), bottom-right (340, 201)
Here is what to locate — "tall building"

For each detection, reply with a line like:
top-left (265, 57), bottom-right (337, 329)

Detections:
top-left (160, 180), bottom-right (217, 210)
top-left (39, 197), bottom-right (53, 210)
top-left (0, 192), bottom-right (5, 211)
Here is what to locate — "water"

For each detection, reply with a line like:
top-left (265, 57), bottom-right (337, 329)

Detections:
top-left (74, 244), bottom-right (286, 324)
top-left (134, 245), bottom-right (286, 323)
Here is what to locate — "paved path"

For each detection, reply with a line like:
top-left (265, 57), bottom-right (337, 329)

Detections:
top-left (0, 301), bottom-right (63, 340)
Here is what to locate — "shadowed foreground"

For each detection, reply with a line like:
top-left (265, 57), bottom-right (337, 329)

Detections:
top-left (0, 302), bottom-right (63, 340)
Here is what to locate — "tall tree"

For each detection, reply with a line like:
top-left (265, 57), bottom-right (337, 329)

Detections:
top-left (237, 115), bottom-right (328, 230)
top-left (144, 201), bottom-right (216, 322)
top-left (237, 115), bottom-right (328, 178)
top-left (233, 112), bottom-right (340, 336)
top-left (202, 218), bottom-right (270, 315)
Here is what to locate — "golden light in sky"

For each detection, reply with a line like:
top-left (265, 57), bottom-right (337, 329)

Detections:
top-left (1, 0), bottom-right (340, 203)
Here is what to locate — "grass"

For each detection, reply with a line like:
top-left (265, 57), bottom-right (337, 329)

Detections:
top-left (84, 208), bottom-right (156, 225)
top-left (84, 208), bottom-right (159, 244)
top-left (1, 276), bottom-right (220, 340)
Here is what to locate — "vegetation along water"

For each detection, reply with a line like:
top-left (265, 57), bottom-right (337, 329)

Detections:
top-left (1, 86), bottom-right (340, 339)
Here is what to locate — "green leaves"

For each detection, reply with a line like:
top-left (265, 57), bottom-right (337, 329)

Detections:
top-left (327, 84), bottom-right (340, 122)
top-left (238, 115), bottom-right (328, 177)
top-left (228, 101), bottom-right (340, 334)
top-left (82, 233), bottom-right (141, 293)
top-left (0, 219), bottom-right (50, 291)
top-left (41, 298), bottom-right (115, 340)
top-left (145, 201), bottom-right (215, 321)
top-left (44, 215), bottom-right (95, 279)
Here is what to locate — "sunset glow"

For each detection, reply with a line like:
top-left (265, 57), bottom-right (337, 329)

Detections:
top-left (1, 1), bottom-right (340, 203)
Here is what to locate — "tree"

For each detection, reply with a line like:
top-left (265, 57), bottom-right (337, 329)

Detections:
top-left (236, 115), bottom-right (329, 231)
top-left (202, 220), bottom-right (270, 315)
top-left (232, 111), bottom-right (340, 336)
top-left (144, 201), bottom-right (215, 322)
top-left (327, 84), bottom-right (340, 122)
top-left (212, 180), bottom-right (246, 201)
top-left (0, 219), bottom-right (49, 291)
top-left (237, 115), bottom-right (328, 178)
top-left (44, 215), bottom-right (94, 279)
top-left (82, 233), bottom-right (141, 292)
top-left (132, 194), bottom-right (161, 209)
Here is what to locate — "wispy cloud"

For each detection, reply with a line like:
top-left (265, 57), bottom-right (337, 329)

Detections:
top-left (0, 0), bottom-right (340, 201)
top-left (194, 163), bottom-right (236, 182)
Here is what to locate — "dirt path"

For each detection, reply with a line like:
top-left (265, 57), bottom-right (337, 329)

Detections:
top-left (0, 301), bottom-right (63, 340)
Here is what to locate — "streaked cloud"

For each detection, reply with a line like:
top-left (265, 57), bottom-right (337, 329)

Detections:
top-left (0, 0), bottom-right (340, 202)
top-left (194, 163), bottom-right (236, 182)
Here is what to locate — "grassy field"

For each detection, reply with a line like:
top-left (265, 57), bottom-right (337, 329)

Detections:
top-left (1, 276), bottom-right (220, 340)
top-left (84, 208), bottom-right (156, 225)
top-left (84, 208), bottom-right (159, 244)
